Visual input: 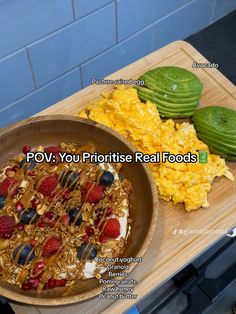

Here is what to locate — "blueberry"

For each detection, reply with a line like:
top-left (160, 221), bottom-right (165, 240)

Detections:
top-left (67, 208), bottom-right (82, 226)
top-left (99, 170), bottom-right (114, 186)
top-left (19, 159), bottom-right (35, 170)
top-left (13, 244), bottom-right (35, 265)
top-left (77, 243), bottom-right (97, 261)
top-left (61, 171), bottom-right (79, 190)
top-left (0, 195), bottom-right (5, 209)
top-left (20, 208), bottom-right (39, 224)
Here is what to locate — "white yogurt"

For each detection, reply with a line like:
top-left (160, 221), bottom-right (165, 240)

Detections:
top-left (58, 163), bottom-right (130, 279)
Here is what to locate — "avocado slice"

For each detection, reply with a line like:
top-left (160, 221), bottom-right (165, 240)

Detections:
top-left (139, 66), bottom-right (203, 93)
top-left (142, 77), bottom-right (201, 98)
top-left (138, 92), bottom-right (196, 113)
top-left (136, 86), bottom-right (200, 104)
top-left (193, 121), bottom-right (236, 144)
top-left (197, 132), bottom-right (236, 154)
top-left (138, 90), bottom-right (198, 109)
top-left (159, 110), bottom-right (195, 118)
top-left (193, 106), bottom-right (236, 135)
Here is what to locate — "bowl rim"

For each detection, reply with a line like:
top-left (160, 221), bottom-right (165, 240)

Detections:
top-left (0, 115), bottom-right (158, 306)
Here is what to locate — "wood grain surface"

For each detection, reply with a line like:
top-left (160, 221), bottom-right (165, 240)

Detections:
top-left (12, 40), bottom-right (236, 314)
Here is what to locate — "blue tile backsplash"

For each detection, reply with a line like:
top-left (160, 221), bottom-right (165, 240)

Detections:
top-left (117, 0), bottom-right (186, 41)
top-left (0, 49), bottom-right (35, 109)
top-left (0, 0), bottom-right (74, 59)
top-left (28, 3), bottom-right (116, 87)
top-left (73, 0), bottom-right (113, 19)
top-left (0, 0), bottom-right (235, 127)
top-left (0, 67), bottom-right (82, 128)
top-left (213, 0), bottom-right (236, 20)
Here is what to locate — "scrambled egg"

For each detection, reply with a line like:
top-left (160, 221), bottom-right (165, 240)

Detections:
top-left (79, 86), bottom-right (234, 211)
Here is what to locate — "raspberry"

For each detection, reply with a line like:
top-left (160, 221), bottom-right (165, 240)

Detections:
top-left (38, 176), bottom-right (58, 197)
top-left (28, 278), bottom-right (40, 288)
top-left (38, 221), bottom-right (45, 228)
top-left (44, 211), bottom-right (53, 219)
top-left (61, 190), bottom-right (70, 201)
top-left (42, 237), bottom-right (61, 257)
top-left (101, 218), bottom-right (120, 239)
top-left (0, 215), bottom-right (15, 238)
top-left (49, 220), bottom-right (56, 228)
top-left (99, 233), bottom-right (107, 243)
top-left (23, 146), bottom-right (31, 154)
top-left (17, 223), bottom-right (24, 231)
top-left (45, 146), bottom-right (61, 155)
top-left (22, 282), bottom-right (32, 290)
top-left (30, 239), bottom-right (38, 247)
top-left (48, 277), bottom-right (56, 288)
top-left (82, 182), bottom-right (104, 203)
top-left (85, 226), bottom-right (94, 236)
top-left (15, 201), bottom-right (24, 212)
top-left (0, 177), bottom-right (18, 197)
top-left (56, 279), bottom-right (67, 287)
top-left (45, 146), bottom-right (62, 165)
top-left (33, 261), bottom-right (45, 275)
top-left (31, 198), bottom-right (40, 208)
top-left (82, 235), bottom-right (89, 243)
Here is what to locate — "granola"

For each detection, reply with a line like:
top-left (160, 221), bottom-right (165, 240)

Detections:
top-left (0, 143), bottom-right (132, 291)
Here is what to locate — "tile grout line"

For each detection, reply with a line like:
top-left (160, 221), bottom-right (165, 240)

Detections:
top-left (0, 19), bottom-right (75, 61)
top-left (210, 0), bottom-right (216, 23)
top-left (77, 0), bottom-right (115, 20)
top-left (26, 47), bottom-right (38, 89)
top-left (115, 0), bottom-right (119, 44)
top-left (0, 1), bottom-right (114, 61)
top-left (71, 0), bottom-right (76, 21)
top-left (79, 65), bottom-right (84, 88)
top-left (0, 65), bottom-right (84, 113)
top-left (117, 0), bottom-right (197, 42)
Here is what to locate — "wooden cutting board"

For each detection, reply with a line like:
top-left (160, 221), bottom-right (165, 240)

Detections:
top-left (12, 40), bottom-right (236, 314)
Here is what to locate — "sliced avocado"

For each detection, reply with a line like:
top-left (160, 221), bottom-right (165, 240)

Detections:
top-left (136, 86), bottom-right (200, 104)
top-left (138, 93), bottom-right (195, 118)
top-left (197, 132), bottom-right (236, 154)
top-left (142, 76), bottom-right (201, 98)
top-left (140, 74), bottom-right (202, 96)
top-left (204, 146), bottom-right (236, 161)
top-left (159, 110), bottom-right (195, 118)
top-left (139, 66), bottom-right (203, 93)
top-left (193, 106), bottom-right (236, 135)
top-left (193, 121), bottom-right (236, 144)
top-left (192, 115), bottom-right (236, 135)
top-left (138, 91), bottom-right (198, 111)
top-left (197, 133), bottom-right (236, 156)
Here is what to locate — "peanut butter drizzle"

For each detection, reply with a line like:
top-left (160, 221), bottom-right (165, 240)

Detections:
top-left (0, 143), bottom-right (130, 292)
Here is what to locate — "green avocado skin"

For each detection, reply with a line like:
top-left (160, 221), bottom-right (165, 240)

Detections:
top-left (138, 92), bottom-right (195, 117)
top-left (193, 106), bottom-right (236, 135)
top-left (136, 86), bottom-right (199, 105)
top-left (137, 66), bottom-right (203, 118)
top-left (193, 106), bottom-right (236, 160)
top-left (193, 120), bottom-right (236, 143)
top-left (197, 132), bottom-right (236, 154)
top-left (140, 77), bottom-right (200, 98)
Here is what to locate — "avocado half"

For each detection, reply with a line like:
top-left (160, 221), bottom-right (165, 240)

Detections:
top-left (137, 66), bottom-right (203, 118)
top-left (193, 106), bottom-right (236, 160)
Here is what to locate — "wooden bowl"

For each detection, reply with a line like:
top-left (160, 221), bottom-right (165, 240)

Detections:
top-left (0, 115), bottom-right (158, 306)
